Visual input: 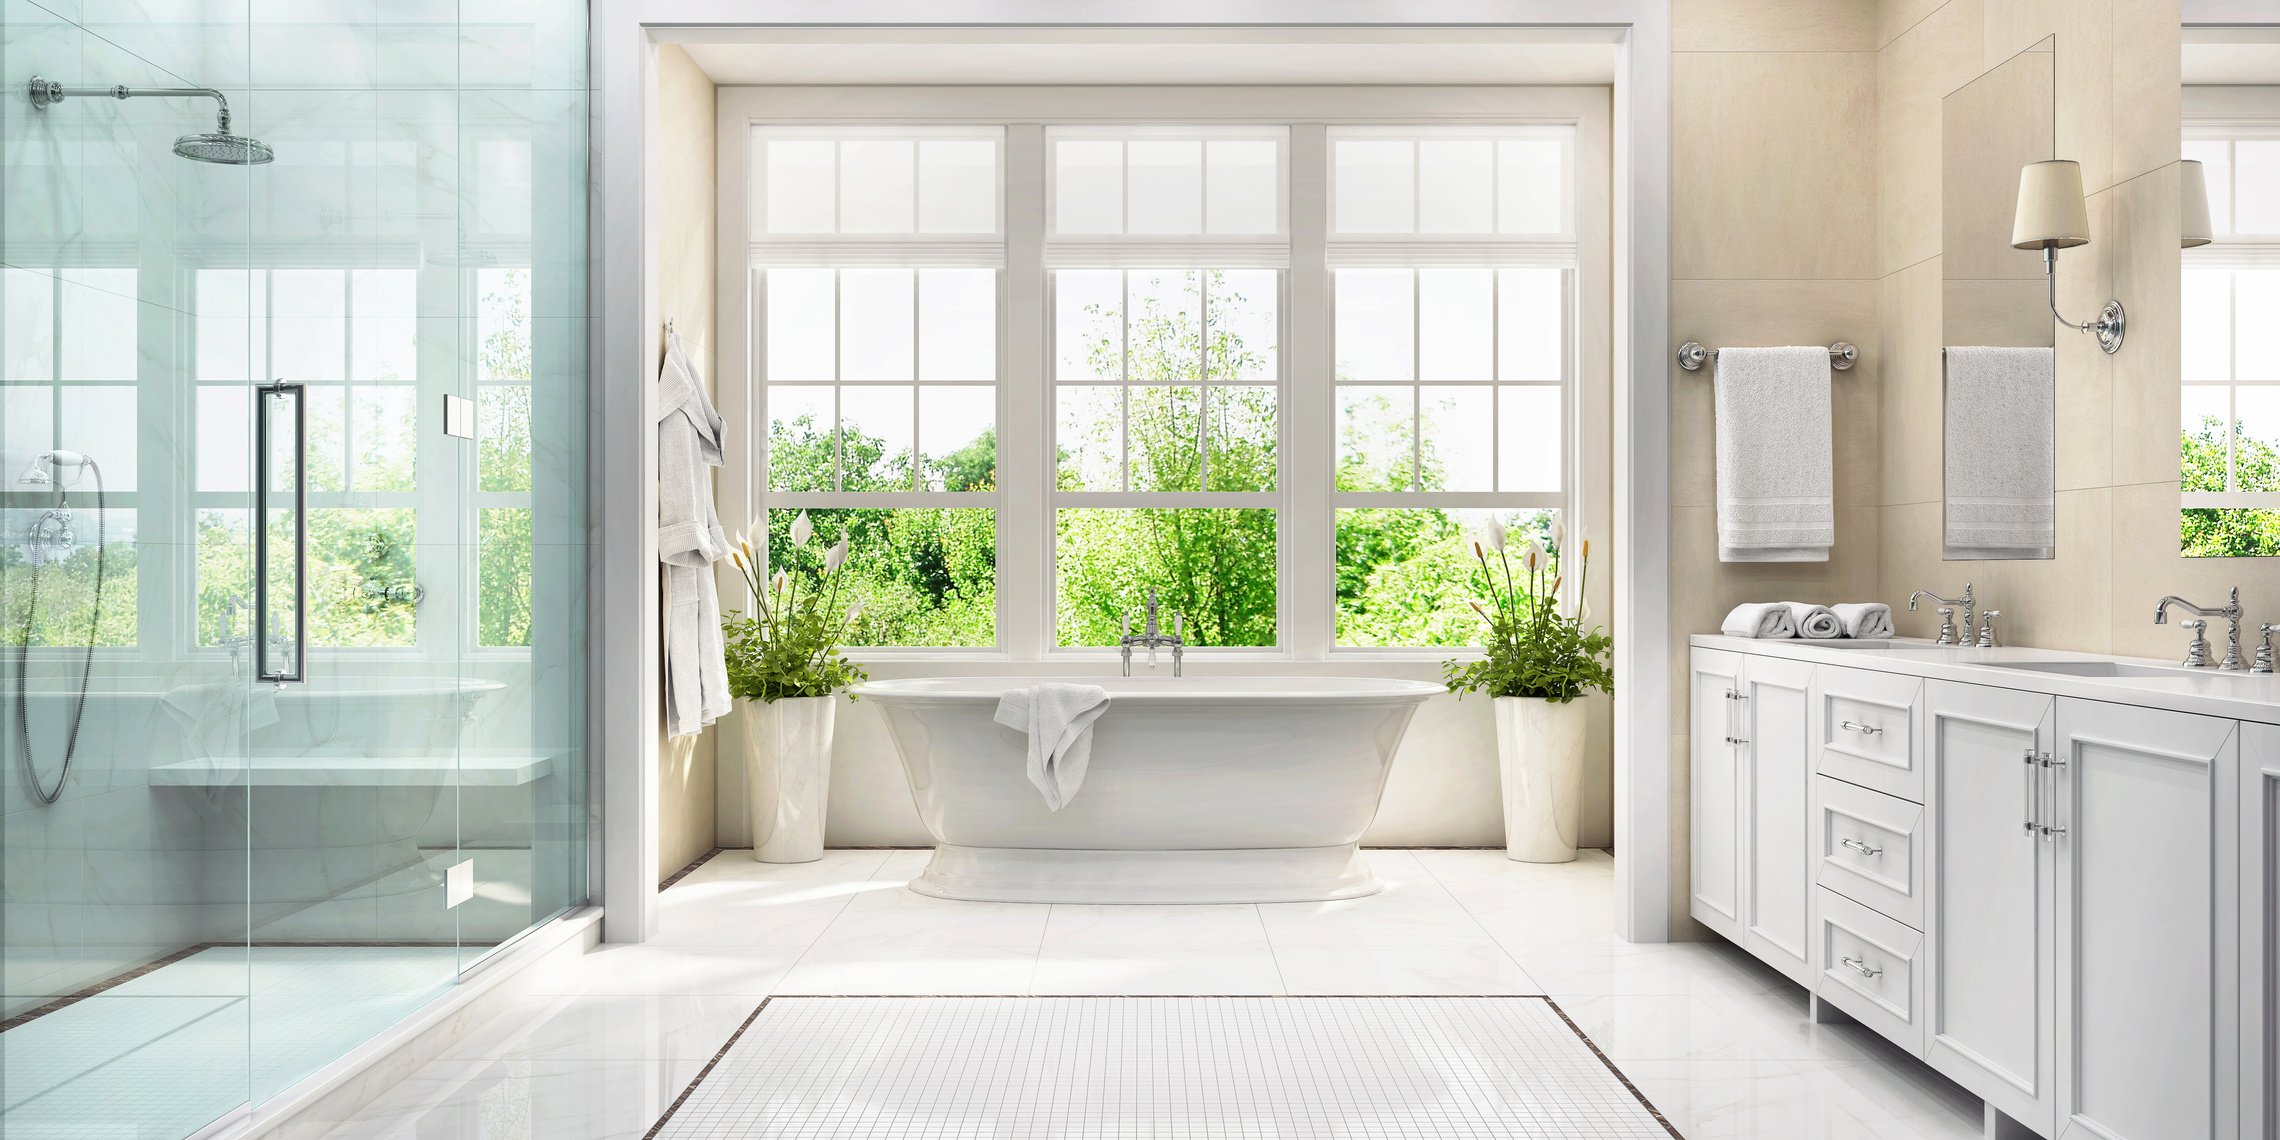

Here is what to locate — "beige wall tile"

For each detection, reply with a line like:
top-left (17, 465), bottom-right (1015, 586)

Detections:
top-left (1880, 0), bottom-right (1950, 49)
top-left (2108, 0), bottom-right (2181, 188)
top-left (1881, 258), bottom-right (1945, 505)
top-left (1877, 492), bottom-right (2111, 649)
top-left (1675, 0), bottom-right (1878, 51)
top-left (2054, 189), bottom-right (2116, 490)
top-left (1942, 279), bottom-right (2054, 348)
top-left (2056, 0), bottom-right (2114, 194)
top-left (2106, 166), bottom-right (2182, 488)
top-left (1670, 280), bottom-right (1882, 508)
top-left (1983, 3), bottom-right (2058, 70)
top-left (1940, 45), bottom-right (2054, 283)
top-left (1879, 0), bottom-right (1987, 275)
top-left (1675, 51), bottom-right (1879, 281)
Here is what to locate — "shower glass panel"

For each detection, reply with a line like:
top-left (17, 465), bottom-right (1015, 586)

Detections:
top-left (0, 2), bottom-right (589, 1135)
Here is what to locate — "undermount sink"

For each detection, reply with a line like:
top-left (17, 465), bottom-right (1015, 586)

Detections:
top-left (1808, 639), bottom-right (1966, 650)
top-left (1985, 660), bottom-right (2247, 679)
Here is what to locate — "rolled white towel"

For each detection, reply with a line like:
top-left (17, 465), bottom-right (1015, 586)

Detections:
top-left (1781, 602), bottom-right (1844, 639)
top-left (1829, 602), bottom-right (1894, 639)
top-left (1720, 603), bottom-right (1796, 639)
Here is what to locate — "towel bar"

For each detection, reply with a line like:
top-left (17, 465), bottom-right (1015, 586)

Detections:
top-left (1676, 340), bottom-right (1856, 372)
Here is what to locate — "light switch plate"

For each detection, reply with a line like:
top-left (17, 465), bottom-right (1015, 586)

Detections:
top-left (443, 394), bottom-right (474, 439)
top-left (446, 859), bottom-right (474, 908)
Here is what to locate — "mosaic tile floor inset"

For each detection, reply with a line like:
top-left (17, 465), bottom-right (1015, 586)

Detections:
top-left (650, 995), bottom-right (1680, 1139)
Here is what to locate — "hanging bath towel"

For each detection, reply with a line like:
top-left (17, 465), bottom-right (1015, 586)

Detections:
top-left (1714, 346), bottom-right (1835, 562)
top-left (658, 328), bottom-right (732, 738)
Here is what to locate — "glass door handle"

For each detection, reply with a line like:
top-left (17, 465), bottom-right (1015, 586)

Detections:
top-left (254, 379), bottom-right (306, 684)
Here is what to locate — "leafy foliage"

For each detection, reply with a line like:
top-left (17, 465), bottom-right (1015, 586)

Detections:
top-left (1442, 528), bottom-right (1612, 703)
top-left (722, 511), bottom-right (870, 702)
top-left (2181, 414), bottom-right (2280, 557)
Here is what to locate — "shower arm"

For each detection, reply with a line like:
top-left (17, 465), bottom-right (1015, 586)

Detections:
top-left (27, 78), bottom-right (236, 132)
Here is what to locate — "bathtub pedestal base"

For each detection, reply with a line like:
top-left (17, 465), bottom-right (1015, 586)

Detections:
top-left (910, 843), bottom-right (1383, 904)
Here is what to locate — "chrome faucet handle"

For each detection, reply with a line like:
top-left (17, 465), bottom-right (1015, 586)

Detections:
top-left (2256, 624), bottom-right (2278, 674)
top-left (2181, 619), bottom-right (2213, 668)
top-left (1935, 607), bottom-right (1957, 646)
top-left (1976, 610), bottom-right (2002, 648)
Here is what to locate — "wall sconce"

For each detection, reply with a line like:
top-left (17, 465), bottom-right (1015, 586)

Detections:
top-left (2181, 158), bottom-right (2214, 249)
top-left (2012, 158), bottom-right (2124, 354)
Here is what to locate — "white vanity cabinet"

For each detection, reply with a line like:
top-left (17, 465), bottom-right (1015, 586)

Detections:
top-left (1691, 638), bottom-right (2261, 1140)
top-left (1921, 680), bottom-right (2055, 1131)
top-left (2051, 699), bottom-right (2237, 1140)
top-left (1688, 650), bottom-right (1814, 984)
top-left (2242, 722), bottom-right (2280, 1140)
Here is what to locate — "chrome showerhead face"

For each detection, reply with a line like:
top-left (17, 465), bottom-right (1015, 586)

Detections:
top-left (174, 131), bottom-right (273, 165)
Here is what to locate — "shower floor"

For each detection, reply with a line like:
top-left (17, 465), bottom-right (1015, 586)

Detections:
top-left (1, 945), bottom-right (462, 1139)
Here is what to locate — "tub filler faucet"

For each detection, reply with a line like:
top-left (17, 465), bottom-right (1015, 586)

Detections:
top-left (1121, 588), bottom-right (1185, 677)
top-left (2156, 587), bottom-right (2245, 669)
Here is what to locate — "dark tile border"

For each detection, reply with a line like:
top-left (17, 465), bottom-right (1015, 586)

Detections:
top-left (659, 847), bottom-right (724, 890)
top-left (644, 994), bottom-right (1681, 1139)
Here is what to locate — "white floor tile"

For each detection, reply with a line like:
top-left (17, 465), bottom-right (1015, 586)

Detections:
top-left (1272, 938), bottom-right (1544, 996)
top-left (652, 997), bottom-right (1673, 1139)
top-left (300, 849), bottom-right (2001, 1140)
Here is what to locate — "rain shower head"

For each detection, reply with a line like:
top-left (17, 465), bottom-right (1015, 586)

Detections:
top-left (174, 131), bottom-right (273, 165)
top-left (27, 77), bottom-right (273, 165)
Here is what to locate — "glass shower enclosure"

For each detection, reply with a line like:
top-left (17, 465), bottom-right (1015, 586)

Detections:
top-left (0, 2), bottom-right (591, 1135)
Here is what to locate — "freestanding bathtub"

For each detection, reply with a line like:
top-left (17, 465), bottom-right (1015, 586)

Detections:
top-left (853, 676), bottom-right (1440, 903)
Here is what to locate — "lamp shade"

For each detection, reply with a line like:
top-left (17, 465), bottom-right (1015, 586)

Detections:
top-left (2012, 159), bottom-right (2092, 250)
top-left (2181, 158), bottom-right (2214, 249)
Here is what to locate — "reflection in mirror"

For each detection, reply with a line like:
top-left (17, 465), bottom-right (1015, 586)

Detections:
top-left (1941, 35), bottom-right (2057, 559)
top-left (2182, 27), bottom-right (2280, 555)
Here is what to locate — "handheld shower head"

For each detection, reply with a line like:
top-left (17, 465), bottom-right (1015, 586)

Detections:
top-left (19, 451), bottom-right (91, 487)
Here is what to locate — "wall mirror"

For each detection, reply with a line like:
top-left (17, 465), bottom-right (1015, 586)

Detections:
top-left (1940, 34), bottom-right (2057, 560)
top-left (2182, 26), bottom-right (2280, 556)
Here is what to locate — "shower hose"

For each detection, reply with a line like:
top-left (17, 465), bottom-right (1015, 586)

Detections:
top-left (12, 458), bottom-right (104, 805)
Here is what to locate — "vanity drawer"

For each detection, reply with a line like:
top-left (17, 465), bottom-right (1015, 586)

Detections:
top-left (1813, 665), bottom-right (1923, 803)
top-left (1814, 776), bottom-right (1924, 930)
top-left (1815, 887), bottom-right (1924, 1055)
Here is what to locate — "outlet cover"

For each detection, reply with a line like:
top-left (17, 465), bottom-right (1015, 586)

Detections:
top-left (446, 859), bottom-right (475, 908)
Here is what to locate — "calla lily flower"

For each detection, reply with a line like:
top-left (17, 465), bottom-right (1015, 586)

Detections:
top-left (790, 511), bottom-right (813, 547)
top-left (847, 599), bottom-right (865, 621)
top-left (771, 571), bottom-right (789, 592)
top-left (1486, 516), bottom-right (1508, 551)
top-left (824, 538), bottom-right (849, 573)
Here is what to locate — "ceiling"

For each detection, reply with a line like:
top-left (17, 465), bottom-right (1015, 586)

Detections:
top-left (678, 28), bottom-right (1620, 87)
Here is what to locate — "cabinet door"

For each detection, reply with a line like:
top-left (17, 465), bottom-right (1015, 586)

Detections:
top-left (2053, 699), bottom-right (2237, 1140)
top-left (1741, 654), bottom-right (1815, 985)
top-left (2243, 722), bottom-right (2279, 1140)
top-left (1923, 680), bottom-right (2055, 1134)
top-left (1689, 649), bottom-right (1745, 943)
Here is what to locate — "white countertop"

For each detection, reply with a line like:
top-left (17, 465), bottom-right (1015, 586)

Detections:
top-left (1690, 633), bottom-right (2280, 725)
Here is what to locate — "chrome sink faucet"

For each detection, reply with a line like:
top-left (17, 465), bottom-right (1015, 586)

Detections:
top-left (1120, 587), bottom-right (1186, 677)
top-left (2155, 587), bottom-right (2244, 669)
top-left (2257, 624), bottom-right (2279, 675)
top-left (1908, 583), bottom-right (1974, 646)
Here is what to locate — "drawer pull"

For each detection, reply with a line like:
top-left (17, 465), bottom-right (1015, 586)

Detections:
top-left (1839, 955), bottom-right (1882, 979)
top-left (1838, 837), bottom-right (1883, 857)
top-left (1839, 720), bottom-right (1883, 736)
top-left (1724, 736), bottom-right (1749, 746)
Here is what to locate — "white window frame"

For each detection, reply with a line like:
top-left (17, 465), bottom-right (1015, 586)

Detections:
top-left (716, 85), bottom-right (1611, 662)
top-left (2184, 114), bottom-right (2280, 514)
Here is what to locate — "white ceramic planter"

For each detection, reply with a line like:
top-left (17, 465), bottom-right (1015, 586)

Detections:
top-left (1495, 696), bottom-right (1588, 863)
top-left (743, 695), bottom-right (836, 863)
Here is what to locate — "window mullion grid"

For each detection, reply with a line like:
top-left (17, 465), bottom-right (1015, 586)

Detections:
top-left (910, 270), bottom-right (922, 492)
top-left (831, 270), bottom-right (844, 492)
top-left (1410, 268), bottom-right (1422, 493)
top-left (1199, 271), bottom-right (1211, 493)
top-left (1490, 268), bottom-right (1502, 491)
top-left (1120, 270), bottom-right (1131, 493)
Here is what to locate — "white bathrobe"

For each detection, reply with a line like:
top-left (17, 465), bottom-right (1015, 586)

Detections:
top-left (658, 329), bottom-right (732, 738)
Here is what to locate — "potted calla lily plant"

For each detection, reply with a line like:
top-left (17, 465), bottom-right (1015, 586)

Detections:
top-left (723, 510), bottom-right (868, 863)
top-left (1443, 518), bottom-right (1613, 863)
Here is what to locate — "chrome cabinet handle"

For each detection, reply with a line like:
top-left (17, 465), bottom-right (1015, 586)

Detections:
top-left (2023, 748), bottom-right (2039, 836)
top-left (1839, 955), bottom-right (1882, 979)
top-left (1838, 837), bottom-right (1882, 857)
top-left (254, 379), bottom-right (307, 684)
top-left (1724, 736), bottom-right (1750, 746)
top-left (1839, 720), bottom-right (1882, 736)
top-left (2039, 755), bottom-right (2068, 841)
